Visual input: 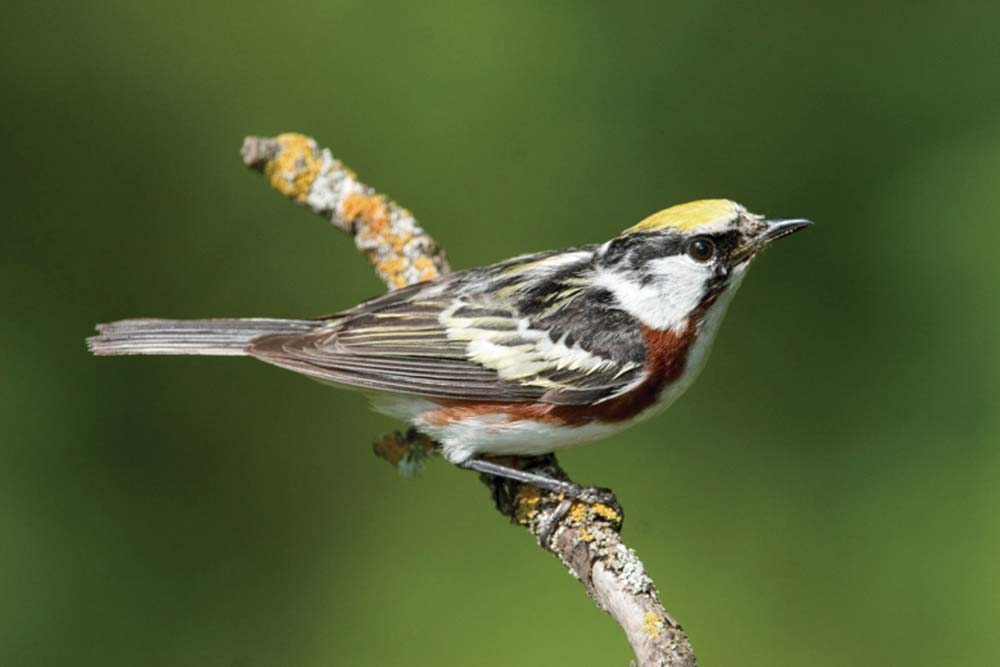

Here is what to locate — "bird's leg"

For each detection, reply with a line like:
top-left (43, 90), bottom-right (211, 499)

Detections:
top-left (458, 457), bottom-right (621, 514)
top-left (459, 458), bottom-right (580, 495)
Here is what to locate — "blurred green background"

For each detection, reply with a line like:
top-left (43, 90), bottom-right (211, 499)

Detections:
top-left (3, 1), bottom-right (998, 665)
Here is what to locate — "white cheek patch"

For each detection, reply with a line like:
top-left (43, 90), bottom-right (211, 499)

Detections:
top-left (595, 256), bottom-right (712, 332)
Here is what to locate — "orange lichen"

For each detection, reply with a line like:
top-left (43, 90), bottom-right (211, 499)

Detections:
top-left (265, 133), bottom-right (321, 201)
top-left (591, 503), bottom-right (622, 524)
top-left (342, 193), bottom-right (426, 286)
top-left (568, 502), bottom-right (587, 523)
top-left (376, 256), bottom-right (406, 278)
top-left (342, 193), bottom-right (389, 233)
top-left (412, 255), bottom-right (440, 282)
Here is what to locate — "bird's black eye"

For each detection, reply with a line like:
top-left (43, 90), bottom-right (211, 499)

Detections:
top-left (686, 237), bottom-right (716, 262)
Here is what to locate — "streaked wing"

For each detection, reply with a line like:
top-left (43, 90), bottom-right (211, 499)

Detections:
top-left (247, 253), bottom-right (647, 404)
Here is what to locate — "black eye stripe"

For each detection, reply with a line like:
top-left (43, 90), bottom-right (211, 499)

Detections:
top-left (711, 231), bottom-right (743, 254)
top-left (600, 230), bottom-right (743, 270)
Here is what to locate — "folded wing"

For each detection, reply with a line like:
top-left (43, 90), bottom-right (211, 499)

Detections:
top-left (248, 263), bottom-right (647, 405)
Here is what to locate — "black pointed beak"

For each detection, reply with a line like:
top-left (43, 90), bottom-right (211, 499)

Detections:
top-left (732, 218), bottom-right (812, 263)
top-left (758, 218), bottom-right (813, 244)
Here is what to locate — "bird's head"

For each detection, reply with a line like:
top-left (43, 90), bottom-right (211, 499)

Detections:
top-left (596, 199), bottom-right (811, 332)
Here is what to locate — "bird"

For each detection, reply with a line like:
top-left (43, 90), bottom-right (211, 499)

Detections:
top-left (88, 199), bottom-right (810, 500)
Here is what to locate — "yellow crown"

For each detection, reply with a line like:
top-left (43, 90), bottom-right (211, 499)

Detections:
top-left (625, 199), bottom-right (739, 234)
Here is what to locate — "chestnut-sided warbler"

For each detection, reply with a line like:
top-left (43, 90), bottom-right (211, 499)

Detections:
top-left (88, 199), bottom-right (810, 497)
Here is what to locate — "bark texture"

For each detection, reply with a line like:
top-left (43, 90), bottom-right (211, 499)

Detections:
top-left (242, 133), bottom-right (697, 667)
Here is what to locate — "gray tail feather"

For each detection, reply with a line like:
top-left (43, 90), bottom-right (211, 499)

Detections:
top-left (87, 318), bottom-right (319, 356)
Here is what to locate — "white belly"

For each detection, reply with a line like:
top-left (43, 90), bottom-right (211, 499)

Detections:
top-left (369, 394), bottom-right (628, 463)
top-left (418, 413), bottom-right (628, 463)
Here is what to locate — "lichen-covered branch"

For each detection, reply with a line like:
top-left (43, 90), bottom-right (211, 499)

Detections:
top-left (242, 133), bottom-right (697, 667)
top-left (241, 133), bottom-right (449, 288)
